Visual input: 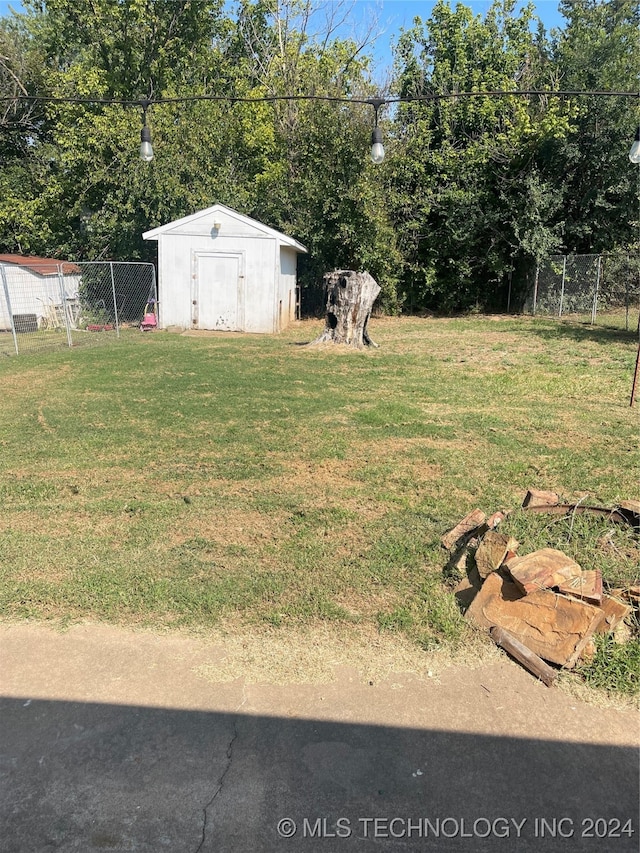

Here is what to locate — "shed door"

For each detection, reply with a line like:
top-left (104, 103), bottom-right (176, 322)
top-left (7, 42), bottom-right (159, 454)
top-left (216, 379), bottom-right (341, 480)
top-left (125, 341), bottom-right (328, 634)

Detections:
top-left (193, 252), bottom-right (243, 331)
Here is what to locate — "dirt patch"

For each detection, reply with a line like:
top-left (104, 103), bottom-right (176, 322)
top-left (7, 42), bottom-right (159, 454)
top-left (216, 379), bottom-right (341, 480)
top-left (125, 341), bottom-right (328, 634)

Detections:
top-left (329, 589), bottom-right (401, 619)
top-left (358, 438), bottom-right (444, 478)
top-left (263, 458), bottom-right (388, 521)
top-left (269, 456), bottom-right (362, 490)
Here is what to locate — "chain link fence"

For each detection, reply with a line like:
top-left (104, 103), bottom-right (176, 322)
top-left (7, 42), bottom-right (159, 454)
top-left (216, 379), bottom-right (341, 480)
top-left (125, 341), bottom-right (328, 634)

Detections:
top-left (0, 261), bottom-right (157, 356)
top-left (523, 254), bottom-right (640, 329)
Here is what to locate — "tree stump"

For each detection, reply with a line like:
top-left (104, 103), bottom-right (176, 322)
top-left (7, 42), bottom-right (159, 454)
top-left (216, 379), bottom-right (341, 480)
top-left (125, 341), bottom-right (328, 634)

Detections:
top-left (310, 270), bottom-right (380, 349)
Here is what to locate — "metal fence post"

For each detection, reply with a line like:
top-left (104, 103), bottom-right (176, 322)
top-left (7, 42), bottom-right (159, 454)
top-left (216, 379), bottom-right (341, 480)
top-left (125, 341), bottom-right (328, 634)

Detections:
top-left (625, 252), bottom-right (633, 332)
top-left (58, 264), bottom-right (73, 347)
top-left (0, 264), bottom-right (19, 355)
top-left (625, 272), bottom-right (629, 332)
top-left (533, 265), bottom-right (539, 316)
top-left (591, 256), bottom-right (601, 325)
top-left (558, 255), bottom-right (566, 317)
top-left (110, 262), bottom-right (120, 337)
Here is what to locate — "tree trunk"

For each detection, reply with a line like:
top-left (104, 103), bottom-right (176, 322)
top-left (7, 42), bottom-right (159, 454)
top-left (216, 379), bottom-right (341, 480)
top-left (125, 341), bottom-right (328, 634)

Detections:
top-left (310, 270), bottom-right (380, 348)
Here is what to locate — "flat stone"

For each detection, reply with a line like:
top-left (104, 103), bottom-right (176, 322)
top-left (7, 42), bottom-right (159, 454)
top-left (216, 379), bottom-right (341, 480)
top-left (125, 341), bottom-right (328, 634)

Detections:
top-left (596, 594), bottom-right (633, 633)
top-left (522, 489), bottom-right (560, 508)
top-left (557, 569), bottom-right (603, 605)
top-left (466, 572), bottom-right (606, 668)
top-left (506, 548), bottom-right (583, 596)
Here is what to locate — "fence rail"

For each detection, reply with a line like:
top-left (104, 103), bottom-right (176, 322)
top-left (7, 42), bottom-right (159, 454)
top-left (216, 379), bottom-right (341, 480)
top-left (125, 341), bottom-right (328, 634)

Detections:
top-left (0, 261), bottom-right (157, 356)
top-left (524, 254), bottom-right (640, 329)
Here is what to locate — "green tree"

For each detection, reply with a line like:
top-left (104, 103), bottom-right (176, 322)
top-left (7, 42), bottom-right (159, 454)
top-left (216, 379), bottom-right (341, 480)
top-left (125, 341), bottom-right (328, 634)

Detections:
top-left (0, 0), bottom-right (276, 259)
top-left (0, 0), bottom-right (401, 312)
top-left (228, 0), bottom-right (401, 310)
top-left (389, 0), bottom-right (569, 312)
top-left (546, 0), bottom-right (640, 254)
top-left (0, 13), bottom-right (52, 254)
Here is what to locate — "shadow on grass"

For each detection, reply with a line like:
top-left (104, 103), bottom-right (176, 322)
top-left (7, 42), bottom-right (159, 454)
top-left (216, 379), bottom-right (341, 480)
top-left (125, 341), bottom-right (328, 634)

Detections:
top-left (514, 317), bottom-right (638, 346)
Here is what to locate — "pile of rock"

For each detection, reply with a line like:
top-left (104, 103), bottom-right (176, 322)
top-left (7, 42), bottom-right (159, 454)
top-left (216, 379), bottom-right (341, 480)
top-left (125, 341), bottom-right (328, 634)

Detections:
top-left (445, 490), bottom-right (639, 686)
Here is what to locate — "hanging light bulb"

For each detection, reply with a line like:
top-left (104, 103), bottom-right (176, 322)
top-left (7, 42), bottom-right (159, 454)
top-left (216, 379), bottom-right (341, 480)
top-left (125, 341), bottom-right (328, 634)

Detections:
top-left (140, 123), bottom-right (154, 162)
top-left (139, 100), bottom-right (154, 162)
top-left (371, 125), bottom-right (385, 164)
top-left (630, 126), bottom-right (640, 164)
top-left (367, 97), bottom-right (387, 165)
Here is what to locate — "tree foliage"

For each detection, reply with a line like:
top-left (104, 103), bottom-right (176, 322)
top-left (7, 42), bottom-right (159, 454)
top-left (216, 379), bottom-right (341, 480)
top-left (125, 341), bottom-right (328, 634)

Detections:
top-left (547, 0), bottom-right (640, 253)
top-left (0, 0), bottom-right (637, 314)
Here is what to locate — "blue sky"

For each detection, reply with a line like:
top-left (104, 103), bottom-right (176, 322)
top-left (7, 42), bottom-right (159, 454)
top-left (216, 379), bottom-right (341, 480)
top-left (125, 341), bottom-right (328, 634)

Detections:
top-left (0, 0), bottom-right (565, 81)
top-left (344, 1), bottom-right (565, 78)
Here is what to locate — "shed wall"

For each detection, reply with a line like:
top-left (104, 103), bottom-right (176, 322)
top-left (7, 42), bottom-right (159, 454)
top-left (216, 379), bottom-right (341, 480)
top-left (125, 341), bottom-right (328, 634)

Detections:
top-left (278, 247), bottom-right (299, 329)
top-left (157, 233), bottom-right (278, 332)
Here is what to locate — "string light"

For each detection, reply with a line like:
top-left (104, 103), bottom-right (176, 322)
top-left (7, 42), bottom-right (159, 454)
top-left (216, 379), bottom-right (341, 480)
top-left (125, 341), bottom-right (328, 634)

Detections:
top-left (1, 89), bottom-right (638, 164)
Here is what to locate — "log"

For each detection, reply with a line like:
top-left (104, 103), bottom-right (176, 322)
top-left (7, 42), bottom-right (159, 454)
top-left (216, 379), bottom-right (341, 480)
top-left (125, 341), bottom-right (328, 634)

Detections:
top-left (441, 509), bottom-right (487, 551)
top-left (490, 626), bottom-right (557, 687)
top-left (522, 489), bottom-right (559, 508)
top-left (475, 531), bottom-right (518, 579)
top-left (310, 270), bottom-right (380, 349)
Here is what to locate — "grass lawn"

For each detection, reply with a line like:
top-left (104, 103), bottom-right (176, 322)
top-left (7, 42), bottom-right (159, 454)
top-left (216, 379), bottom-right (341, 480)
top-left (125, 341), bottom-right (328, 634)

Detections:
top-left (0, 315), bottom-right (638, 693)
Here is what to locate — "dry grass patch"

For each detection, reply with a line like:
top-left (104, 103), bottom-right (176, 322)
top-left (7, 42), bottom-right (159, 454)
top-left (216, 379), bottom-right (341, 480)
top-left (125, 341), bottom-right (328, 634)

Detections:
top-left (0, 509), bottom-right (132, 541)
top-left (194, 619), bottom-right (495, 686)
top-left (1, 363), bottom-right (72, 396)
top-left (182, 508), bottom-right (286, 548)
top-left (556, 671), bottom-right (639, 712)
top-left (268, 456), bottom-right (363, 493)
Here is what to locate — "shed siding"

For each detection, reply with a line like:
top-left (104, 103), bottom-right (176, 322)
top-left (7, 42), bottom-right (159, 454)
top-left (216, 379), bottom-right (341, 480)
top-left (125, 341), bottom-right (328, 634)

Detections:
top-left (279, 247), bottom-right (299, 329)
top-left (243, 238), bottom-right (277, 333)
top-left (158, 233), bottom-right (278, 333)
top-left (156, 207), bottom-right (271, 240)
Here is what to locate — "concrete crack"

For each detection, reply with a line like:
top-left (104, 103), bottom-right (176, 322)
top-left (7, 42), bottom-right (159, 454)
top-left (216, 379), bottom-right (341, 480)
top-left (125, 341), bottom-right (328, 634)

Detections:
top-left (194, 689), bottom-right (247, 853)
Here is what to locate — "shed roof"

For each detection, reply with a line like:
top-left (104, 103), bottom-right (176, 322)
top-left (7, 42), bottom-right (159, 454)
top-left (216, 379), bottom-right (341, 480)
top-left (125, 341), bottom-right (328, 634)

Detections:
top-left (142, 204), bottom-right (307, 253)
top-left (0, 254), bottom-right (80, 276)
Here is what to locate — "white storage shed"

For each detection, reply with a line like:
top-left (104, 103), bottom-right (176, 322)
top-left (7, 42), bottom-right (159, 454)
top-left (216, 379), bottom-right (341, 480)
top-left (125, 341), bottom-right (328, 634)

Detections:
top-left (142, 204), bottom-right (307, 333)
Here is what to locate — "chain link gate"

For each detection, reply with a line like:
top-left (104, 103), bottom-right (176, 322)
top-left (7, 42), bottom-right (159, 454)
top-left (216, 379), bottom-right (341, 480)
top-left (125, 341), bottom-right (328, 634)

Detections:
top-left (0, 261), bottom-right (157, 356)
